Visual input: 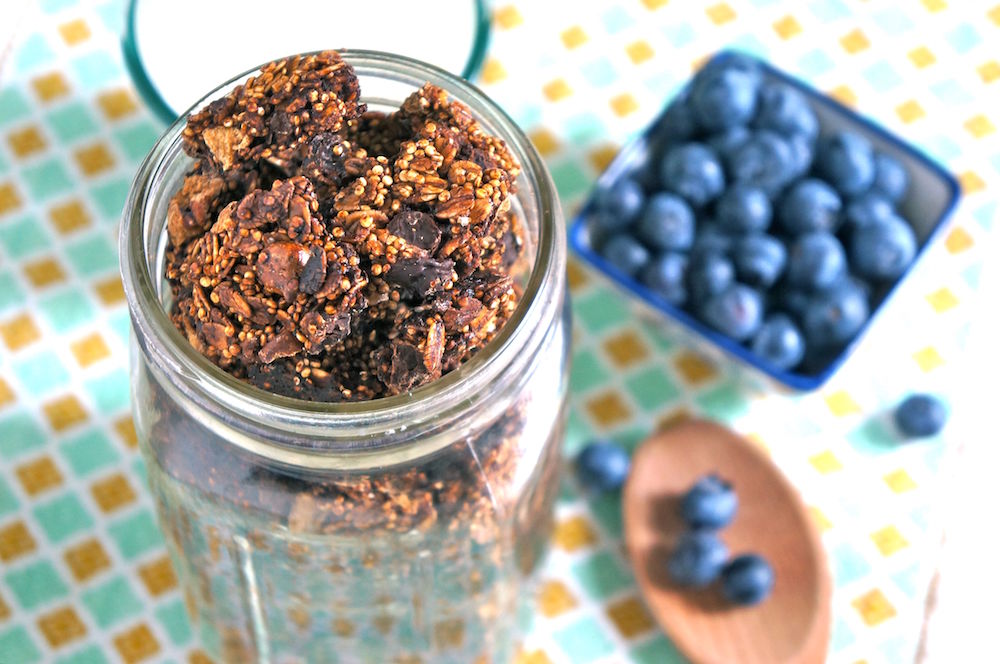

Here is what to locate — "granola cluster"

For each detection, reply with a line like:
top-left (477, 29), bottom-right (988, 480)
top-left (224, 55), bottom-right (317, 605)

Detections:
top-left (165, 51), bottom-right (523, 401)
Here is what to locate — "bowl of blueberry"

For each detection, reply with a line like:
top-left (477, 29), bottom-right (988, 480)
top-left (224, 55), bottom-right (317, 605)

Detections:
top-left (570, 51), bottom-right (960, 390)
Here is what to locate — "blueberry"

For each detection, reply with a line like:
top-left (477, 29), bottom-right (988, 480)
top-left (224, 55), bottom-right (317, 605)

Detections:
top-left (636, 193), bottom-right (696, 251)
top-left (680, 474), bottom-right (737, 529)
top-left (751, 314), bottom-right (806, 370)
top-left (658, 93), bottom-right (698, 143)
top-left (576, 440), bottom-right (631, 491)
top-left (721, 554), bottom-right (775, 605)
top-left (661, 143), bottom-right (726, 207)
top-left (849, 214), bottom-right (917, 281)
top-left (753, 81), bottom-right (819, 142)
top-left (871, 152), bottom-right (909, 203)
top-left (600, 235), bottom-right (650, 277)
top-left (732, 234), bottom-right (787, 289)
top-left (586, 213), bottom-right (620, 245)
top-left (702, 52), bottom-right (763, 87)
top-left (687, 252), bottom-right (735, 301)
top-left (641, 252), bottom-right (688, 305)
top-left (667, 530), bottom-right (729, 588)
top-left (691, 223), bottom-right (734, 259)
top-left (843, 193), bottom-right (894, 229)
top-left (596, 177), bottom-right (645, 225)
top-left (690, 63), bottom-right (759, 131)
top-left (894, 394), bottom-right (947, 438)
top-left (786, 134), bottom-right (815, 179)
top-left (776, 286), bottom-right (812, 321)
top-left (716, 185), bottom-right (772, 233)
top-left (707, 126), bottom-right (751, 163)
top-left (779, 179), bottom-right (842, 235)
top-left (727, 131), bottom-right (796, 198)
top-left (816, 131), bottom-right (876, 196)
top-left (786, 232), bottom-right (846, 290)
top-left (801, 280), bottom-right (869, 348)
top-left (701, 284), bottom-right (764, 340)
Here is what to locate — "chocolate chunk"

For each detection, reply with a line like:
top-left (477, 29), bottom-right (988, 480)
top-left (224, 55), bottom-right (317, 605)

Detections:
top-left (376, 341), bottom-right (429, 393)
top-left (166, 174), bottom-right (226, 246)
top-left (302, 133), bottom-right (349, 186)
top-left (299, 310), bottom-right (350, 351)
top-left (298, 246), bottom-right (327, 295)
top-left (256, 241), bottom-right (309, 302)
top-left (388, 210), bottom-right (442, 253)
top-left (385, 257), bottom-right (455, 297)
top-left (258, 329), bottom-right (303, 364)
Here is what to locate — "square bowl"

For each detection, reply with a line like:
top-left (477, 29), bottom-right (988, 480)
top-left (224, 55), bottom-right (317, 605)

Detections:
top-left (569, 50), bottom-right (960, 391)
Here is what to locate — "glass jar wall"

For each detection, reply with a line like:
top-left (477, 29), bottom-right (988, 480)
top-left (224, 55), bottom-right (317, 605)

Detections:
top-left (121, 51), bottom-right (569, 664)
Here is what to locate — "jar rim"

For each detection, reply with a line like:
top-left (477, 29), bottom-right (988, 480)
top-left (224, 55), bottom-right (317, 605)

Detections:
top-left (120, 49), bottom-right (564, 438)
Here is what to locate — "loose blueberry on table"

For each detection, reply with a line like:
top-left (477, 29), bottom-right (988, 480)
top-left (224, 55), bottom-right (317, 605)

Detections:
top-left (894, 394), bottom-right (948, 438)
top-left (588, 52), bottom-right (920, 378)
top-left (576, 439), bottom-right (631, 492)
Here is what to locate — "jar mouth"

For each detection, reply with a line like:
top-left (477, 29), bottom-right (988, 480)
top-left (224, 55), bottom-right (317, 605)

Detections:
top-left (120, 49), bottom-right (563, 430)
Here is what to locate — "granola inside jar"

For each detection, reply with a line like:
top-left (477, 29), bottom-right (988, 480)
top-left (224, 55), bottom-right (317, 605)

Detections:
top-left (120, 51), bottom-right (568, 664)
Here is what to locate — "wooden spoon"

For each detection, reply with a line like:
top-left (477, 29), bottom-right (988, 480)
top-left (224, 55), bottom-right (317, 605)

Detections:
top-left (623, 419), bottom-right (831, 664)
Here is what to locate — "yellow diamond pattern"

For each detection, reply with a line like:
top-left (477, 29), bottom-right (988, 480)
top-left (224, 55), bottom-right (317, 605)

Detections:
top-left (852, 589), bottom-right (897, 626)
top-left (884, 469), bottom-right (918, 493)
top-left (964, 114), bottom-right (996, 138)
top-left (773, 15), bottom-right (803, 39)
top-left (826, 390), bottom-right (861, 416)
top-left (706, 3), bottom-right (736, 25)
top-left (809, 450), bottom-right (843, 474)
top-left (926, 287), bottom-right (959, 313)
top-left (978, 61), bottom-right (1000, 83)
top-left (908, 47), bottom-right (936, 68)
top-left (912, 346), bottom-right (945, 372)
top-left (871, 526), bottom-right (909, 556)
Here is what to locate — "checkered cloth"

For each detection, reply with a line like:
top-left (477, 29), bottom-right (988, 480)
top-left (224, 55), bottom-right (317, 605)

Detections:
top-left (0, 1), bottom-right (996, 662)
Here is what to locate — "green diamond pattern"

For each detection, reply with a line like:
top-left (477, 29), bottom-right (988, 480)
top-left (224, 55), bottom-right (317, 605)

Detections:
top-left (33, 492), bottom-right (95, 544)
top-left (572, 550), bottom-right (633, 600)
top-left (0, 411), bottom-right (47, 460)
top-left (107, 509), bottom-right (163, 559)
top-left (554, 616), bottom-right (616, 662)
top-left (81, 575), bottom-right (143, 629)
top-left (5, 560), bottom-right (70, 610)
top-left (46, 102), bottom-right (100, 143)
top-left (59, 429), bottom-right (121, 477)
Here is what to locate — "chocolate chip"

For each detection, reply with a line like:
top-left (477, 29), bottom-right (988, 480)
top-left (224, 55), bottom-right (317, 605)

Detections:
top-left (385, 257), bottom-right (455, 297)
top-left (388, 210), bottom-right (442, 253)
top-left (298, 246), bottom-right (327, 295)
top-left (376, 341), bottom-right (429, 393)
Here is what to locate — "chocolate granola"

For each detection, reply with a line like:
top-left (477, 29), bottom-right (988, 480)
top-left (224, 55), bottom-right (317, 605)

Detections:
top-left (165, 51), bottom-right (523, 402)
top-left (142, 51), bottom-right (567, 663)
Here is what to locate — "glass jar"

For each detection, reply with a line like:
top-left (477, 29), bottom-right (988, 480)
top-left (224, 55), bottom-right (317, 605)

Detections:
top-left (120, 51), bottom-right (569, 664)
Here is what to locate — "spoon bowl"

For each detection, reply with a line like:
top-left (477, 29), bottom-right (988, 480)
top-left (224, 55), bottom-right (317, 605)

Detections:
top-left (623, 419), bottom-right (831, 664)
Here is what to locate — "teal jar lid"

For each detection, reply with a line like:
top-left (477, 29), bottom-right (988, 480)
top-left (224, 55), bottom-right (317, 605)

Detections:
top-left (122, 0), bottom-right (490, 123)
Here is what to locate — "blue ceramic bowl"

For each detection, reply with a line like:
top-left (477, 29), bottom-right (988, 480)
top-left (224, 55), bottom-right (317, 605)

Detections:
top-left (569, 50), bottom-right (960, 391)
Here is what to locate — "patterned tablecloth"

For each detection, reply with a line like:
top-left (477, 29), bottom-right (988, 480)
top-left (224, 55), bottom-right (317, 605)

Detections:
top-left (0, 1), bottom-right (996, 663)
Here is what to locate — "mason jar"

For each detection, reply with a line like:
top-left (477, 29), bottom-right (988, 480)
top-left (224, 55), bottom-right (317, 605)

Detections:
top-left (120, 50), bottom-right (569, 664)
